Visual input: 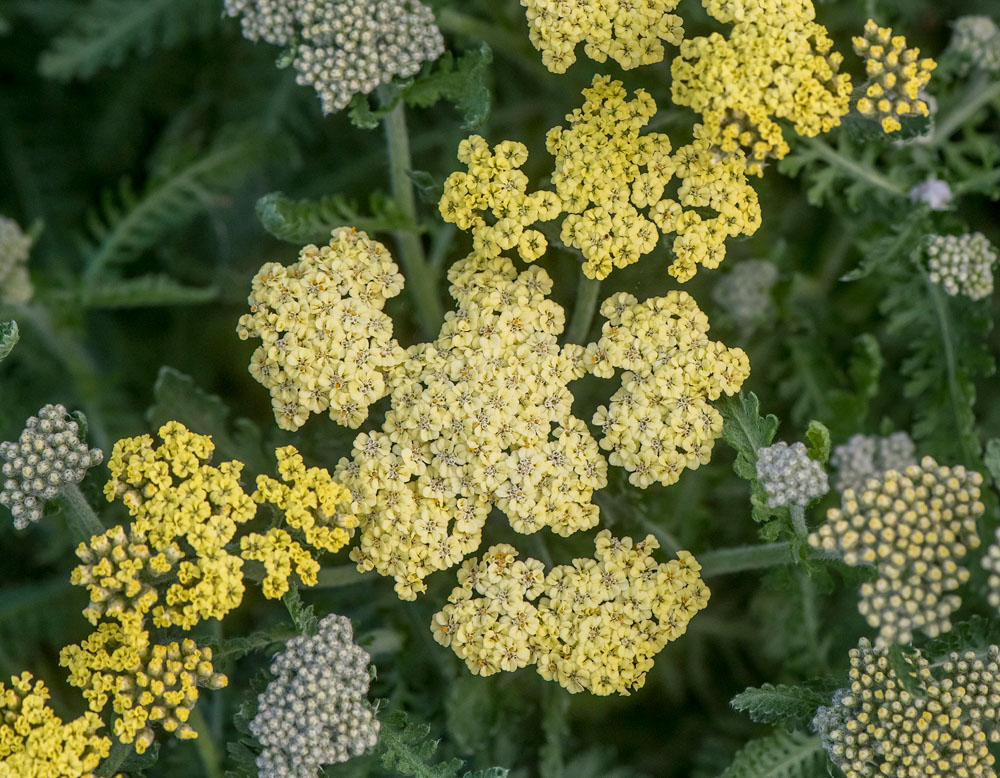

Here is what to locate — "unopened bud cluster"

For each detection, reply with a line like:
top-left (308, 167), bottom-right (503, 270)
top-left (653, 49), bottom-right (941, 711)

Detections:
top-left (814, 638), bottom-right (1000, 778)
top-left (0, 404), bottom-right (103, 529)
top-left (927, 232), bottom-right (998, 301)
top-left (755, 441), bottom-right (829, 508)
top-left (909, 178), bottom-right (953, 211)
top-left (853, 19), bottom-right (936, 134)
top-left (979, 528), bottom-right (1000, 613)
top-left (809, 456), bottom-right (984, 645)
top-left (223, 0), bottom-right (444, 114)
top-left (711, 259), bottom-right (779, 331)
top-left (250, 614), bottom-right (379, 777)
top-left (0, 215), bottom-right (33, 303)
top-left (949, 16), bottom-right (1000, 73)
top-left (831, 432), bottom-right (916, 494)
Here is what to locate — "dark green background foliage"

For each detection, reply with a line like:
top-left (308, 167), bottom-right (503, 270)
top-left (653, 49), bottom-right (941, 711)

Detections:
top-left (1, 0), bottom-right (1000, 776)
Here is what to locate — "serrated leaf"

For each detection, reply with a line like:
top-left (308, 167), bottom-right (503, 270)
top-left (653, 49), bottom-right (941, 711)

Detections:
top-left (730, 682), bottom-right (837, 728)
top-left (117, 741), bottom-right (160, 772)
top-left (804, 421), bottom-right (831, 464)
top-left (404, 44), bottom-right (493, 129)
top-left (146, 366), bottom-right (269, 474)
top-left (255, 190), bottom-right (414, 245)
top-left (718, 729), bottom-right (825, 778)
top-left (463, 770), bottom-right (509, 778)
top-left (719, 392), bottom-right (780, 459)
top-left (0, 320), bottom-right (18, 362)
top-left (914, 615), bottom-right (1000, 662)
top-left (45, 275), bottom-right (217, 309)
top-left (377, 709), bottom-right (464, 778)
top-left (282, 582), bottom-right (319, 637)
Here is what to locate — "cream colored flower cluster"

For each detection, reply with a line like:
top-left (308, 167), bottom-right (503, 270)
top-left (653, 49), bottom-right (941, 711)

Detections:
top-left (237, 227), bottom-right (406, 431)
top-left (0, 671), bottom-right (109, 778)
top-left (949, 15), bottom-right (1000, 73)
top-left (672, 0), bottom-right (851, 175)
top-left (586, 291), bottom-right (750, 487)
top-left (808, 456), bottom-right (984, 646)
top-left (854, 19), bottom-right (936, 134)
top-left (0, 215), bottom-right (32, 304)
top-left (520, 0), bottom-right (684, 73)
top-left (815, 638), bottom-right (1000, 778)
top-left (831, 432), bottom-right (916, 494)
top-left (432, 530), bottom-right (709, 695)
top-left (440, 77), bottom-right (761, 282)
top-left (338, 253), bottom-right (605, 600)
top-left (927, 232), bottom-right (998, 301)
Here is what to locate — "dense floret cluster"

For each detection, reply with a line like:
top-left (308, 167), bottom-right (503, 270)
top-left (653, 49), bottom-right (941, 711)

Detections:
top-left (0, 403), bottom-right (104, 530)
top-left (237, 228), bottom-right (406, 431)
top-left (948, 15), bottom-right (1000, 73)
top-left (250, 614), bottom-right (379, 777)
top-left (926, 232), bottom-right (998, 301)
top-left (909, 178), bottom-right (953, 210)
top-left (854, 19), bottom-right (936, 133)
top-left (520, 0), bottom-right (684, 73)
top-left (831, 432), bottom-right (917, 494)
top-left (587, 291), bottom-right (749, 487)
top-left (432, 531), bottom-right (709, 695)
top-left (0, 215), bottom-right (32, 304)
top-left (0, 672), bottom-right (110, 778)
top-left (814, 639), bottom-right (1000, 778)
top-left (711, 259), bottom-right (778, 331)
top-left (223, 0), bottom-right (444, 114)
top-left (808, 456), bottom-right (984, 645)
top-left (755, 441), bottom-right (829, 508)
top-left (672, 0), bottom-right (851, 175)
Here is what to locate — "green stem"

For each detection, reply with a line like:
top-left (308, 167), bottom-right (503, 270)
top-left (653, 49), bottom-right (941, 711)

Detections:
top-left (59, 482), bottom-right (104, 543)
top-left (637, 516), bottom-right (681, 554)
top-left (383, 100), bottom-right (442, 340)
top-left (189, 706), bottom-right (224, 778)
top-left (930, 74), bottom-right (1000, 145)
top-left (97, 738), bottom-right (133, 777)
top-left (565, 272), bottom-right (601, 345)
top-left (802, 137), bottom-right (907, 198)
top-left (697, 542), bottom-right (792, 577)
top-left (315, 564), bottom-right (375, 587)
top-left (789, 504), bottom-right (808, 539)
top-left (436, 9), bottom-right (549, 77)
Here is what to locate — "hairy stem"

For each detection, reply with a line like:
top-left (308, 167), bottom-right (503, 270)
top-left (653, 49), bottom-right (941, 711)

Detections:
top-left (565, 272), bottom-right (601, 345)
top-left (383, 100), bottom-right (442, 340)
top-left (790, 504), bottom-right (808, 539)
top-left (315, 564), bottom-right (375, 587)
top-left (930, 74), bottom-right (1000, 145)
top-left (698, 542), bottom-right (792, 577)
top-left (97, 738), bottom-right (133, 777)
top-left (189, 706), bottom-right (224, 778)
top-left (802, 137), bottom-right (906, 198)
top-left (59, 482), bottom-right (104, 543)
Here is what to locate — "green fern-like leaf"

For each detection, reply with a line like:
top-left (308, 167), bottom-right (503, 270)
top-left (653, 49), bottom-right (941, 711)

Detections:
top-left (45, 275), bottom-right (217, 309)
top-left (377, 709), bottom-right (464, 778)
top-left (0, 320), bottom-right (18, 362)
top-left (281, 583), bottom-right (319, 637)
top-left (730, 681), bottom-right (838, 728)
top-left (404, 44), bottom-right (493, 129)
top-left (38, 0), bottom-right (220, 81)
top-left (719, 730), bottom-right (826, 778)
top-left (82, 129), bottom-right (276, 280)
top-left (255, 191), bottom-right (415, 245)
top-left (718, 391), bottom-right (781, 523)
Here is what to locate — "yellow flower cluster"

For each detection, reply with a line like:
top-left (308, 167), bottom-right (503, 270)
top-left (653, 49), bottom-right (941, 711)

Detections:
top-left (438, 136), bottom-right (561, 263)
top-left (853, 19), bottom-right (936, 134)
top-left (440, 77), bottom-right (761, 282)
top-left (0, 672), bottom-right (109, 777)
top-left (808, 456), bottom-right (984, 646)
top-left (432, 530), bottom-right (709, 695)
top-left (586, 291), bottom-right (749, 487)
top-left (60, 623), bottom-right (226, 753)
top-left (237, 227), bottom-right (406, 430)
top-left (340, 253), bottom-right (605, 599)
top-left (815, 639), bottom-right (1000, 778)
top-left (672, 0), bottom-right (852, 175)
top-left (242, 446), bottom-right (358, 598)
top-left (520, 0), bottom-right (684, 73)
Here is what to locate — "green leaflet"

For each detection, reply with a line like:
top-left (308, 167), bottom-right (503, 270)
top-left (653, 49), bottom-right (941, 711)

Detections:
top-left (730, 681), bottom-right (838, 728)
top-left (376, 709), bottom-right (464, 778)
top-left (804, 421), bottom-right (831, 464)
top-left (44, 275), bottom-right (217, 309)
top-left (38, 0), bottom-right (220, 81)
top-left (0, 320), bottom-right (18, 362)
top-left (255, 191), bottom-right (415, 245)
top-left (718, 729), bottom-right (826, 778)
top-left (281, 583), bottom-right (320, 637)
top-left (718, 391), bottom-right (780, 523)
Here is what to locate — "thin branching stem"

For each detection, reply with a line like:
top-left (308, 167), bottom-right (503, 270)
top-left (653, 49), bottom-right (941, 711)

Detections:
top-left (189, 706), bottom-right (224, 778)
top-left (59, 482), bottom-right (104, 543)
top-left (698, 542), bottom-right (792, 577)
top-left (802, 137), bottom-right (907, 198)
top-left (97, 738), bottom-right (133, 777)
top-left (565, 272), bottom-right (601, 345)
top-left (929, 73), bottom-right (1000, 145)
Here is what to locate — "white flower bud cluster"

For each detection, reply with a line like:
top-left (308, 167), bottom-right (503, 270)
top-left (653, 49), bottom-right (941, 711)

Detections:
top-left (711, 259), bottom-right (778, 331)
top-left (0, 404), bottom-right (104, 530)
top-left (927, 232), bottom-right (998, 301)
top-left (755, 441), bottom-right (829, 508)
top-left (250, 614), bottom-right (380, 777)
top-left (814, 638), bottom-right (1000, 778)
top-left (223, 0), bottom-right (445, 114)
top-left (809, 456), bottom-right (985, 646)
top-left (978, 527), bottom-right (1000, 614)
top-left (831, 432), bottom-right (917, 494)
top-left (908, 178), bottom-right (952, 211)
top-left (0, 215), bottom-right (33, 304)
top-left (949, 16), bottom-right (1000, 73)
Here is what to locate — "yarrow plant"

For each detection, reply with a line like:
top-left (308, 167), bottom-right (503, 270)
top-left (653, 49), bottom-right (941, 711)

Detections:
top-left (926, 232), bottom-right (998, 300)
top-left (0, 216), bottom-right (32, 304)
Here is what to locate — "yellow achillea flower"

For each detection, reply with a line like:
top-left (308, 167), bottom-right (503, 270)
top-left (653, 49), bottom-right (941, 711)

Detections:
top-left (853, 19), bottom-right (936, 134)
top-left (0, 672), bottom-right (110, 777)
top-left (237, 227), bottom-right (406, 431)
top-left (672, 0), bottom-right (852, 175)
top-left (587, 291), bottom-right (749, 487)
top-left (60, 623), bottom-right (226, 753)
top-left (808, 456), bottom-right (984, 646)
top-left (520, 0), bottom-right (684, 73)
top-left (432, 530), bottom-right (709, 695)
top-left (440, 76), bottom-right (761, 281)
top-left (340, 253), bottom-right (605, 600)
